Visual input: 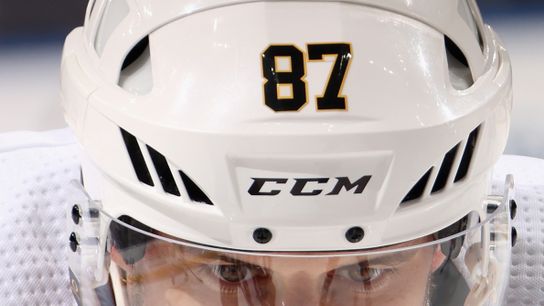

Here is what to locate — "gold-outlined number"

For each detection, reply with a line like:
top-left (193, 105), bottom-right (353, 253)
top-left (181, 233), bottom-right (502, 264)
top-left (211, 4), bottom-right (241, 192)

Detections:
top-left (262, 45), bottom-right (307, 112)
top-left (308, 43), bottom-right (351, 110)
top-left (262, 43), bottom-right (352, 112)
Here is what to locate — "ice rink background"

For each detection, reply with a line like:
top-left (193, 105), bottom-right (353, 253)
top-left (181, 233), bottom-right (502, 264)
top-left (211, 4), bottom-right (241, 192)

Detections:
top-left (0, 1), bottom-right (543, 157)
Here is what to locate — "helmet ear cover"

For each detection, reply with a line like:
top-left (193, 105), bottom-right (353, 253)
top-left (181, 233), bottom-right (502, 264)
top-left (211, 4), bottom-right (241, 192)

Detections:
top-left (434, 214), bottom-right (470, 260)
top-left (110, 215), bottom-right (154, 265)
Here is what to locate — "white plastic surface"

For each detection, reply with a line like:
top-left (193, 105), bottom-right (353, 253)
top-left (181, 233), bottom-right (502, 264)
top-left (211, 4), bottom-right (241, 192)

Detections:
top-left (81, 0), bottom-right (487, 83)
top-left (0, 129), bottom-right (542, 305)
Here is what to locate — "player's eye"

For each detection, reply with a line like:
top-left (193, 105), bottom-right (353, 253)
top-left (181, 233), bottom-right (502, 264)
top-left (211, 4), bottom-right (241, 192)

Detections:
top-left (207, 259), bottom-right (269, 285)
top-left (334, 261), bottom-right (396, 292)
top-left (211, 263), bottom-right (253, 283)
top-left (345, 265), bottom-right (385, 283)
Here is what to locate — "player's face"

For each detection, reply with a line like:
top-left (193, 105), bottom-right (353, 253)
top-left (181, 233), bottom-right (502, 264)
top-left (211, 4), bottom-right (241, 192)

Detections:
top-left (112, 236), bottom-right (445, 306)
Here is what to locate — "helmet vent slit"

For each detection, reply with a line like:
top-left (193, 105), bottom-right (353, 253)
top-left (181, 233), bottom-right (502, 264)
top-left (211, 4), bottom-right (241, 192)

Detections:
top-left (445, 36), bottom-right (474, 90)
top-left (179, 171), bottom-right (214, 205)
top-left (432, 144), bottom-right (460, 193)
top-left (120, 128), bottom-right (214, 205)
top-left (147, 145), bottom-right (181, 196)
top-left (121, 36), bottom-right (149, 70)
top-left (400, 125), bottom-right (482, 207)
top-left (401, 168), bottom-right (433, 204)
top-left (120, 128), bottom-right (154, 186)
top-left (119, 36), bottom-right (153, 95)
top-left (454, 125), bottom-right (481, 182)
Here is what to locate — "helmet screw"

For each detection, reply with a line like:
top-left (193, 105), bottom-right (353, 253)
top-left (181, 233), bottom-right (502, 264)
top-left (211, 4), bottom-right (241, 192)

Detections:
top-left (69, 232), bottom-right (79, 252)
top-left (346, 227), bottom-right (365, 243)
top-left (511, 227), bottom-right (518, 247)
top-left (71, 205), bottom-right (82, 225)
top-left (253, 228), bottom-right (272, 244)
top-left (509, 199), bottom-right (517, 220)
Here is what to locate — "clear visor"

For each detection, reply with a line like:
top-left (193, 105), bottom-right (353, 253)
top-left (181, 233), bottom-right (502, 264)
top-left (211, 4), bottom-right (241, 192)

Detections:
top-left (68, 191), bottom-right (512, 306)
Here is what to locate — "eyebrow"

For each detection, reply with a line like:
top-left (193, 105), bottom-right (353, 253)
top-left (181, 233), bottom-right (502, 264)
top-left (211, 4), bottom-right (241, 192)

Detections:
top-left (353, 251), bottom-right (419, 266)
top-left (186, 249), bottom-right (421, 269)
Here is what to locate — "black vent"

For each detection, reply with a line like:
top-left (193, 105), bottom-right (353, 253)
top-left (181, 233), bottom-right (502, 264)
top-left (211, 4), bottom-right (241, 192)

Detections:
top-left (432, 144), bottom-right (460, 193)
top-left (121, 36), bottom-right (149, 70)
top-left (119, 36), bottom-right (153, 95)
top-left (399, 125), bottom-right (482, 207)
top-left (402, 168), bottom-right (433, 204)
top-left (445, 36), bottom-right (474, 90)
top-left (147, 145), bottom-right (181, 196)
top-left (179, 171), bottom-right (213, 205)
top-left (120, 128), bottom-right (154, 186)
top-left (120, 128), bottom-right (214, 205)
top-left (445, 36), bottom-right (468, 67)
top-left (455, 126), bottom-right (480, 182)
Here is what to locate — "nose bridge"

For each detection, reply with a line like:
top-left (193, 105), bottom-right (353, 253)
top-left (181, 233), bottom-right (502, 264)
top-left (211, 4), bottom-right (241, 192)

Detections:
top-left (271, 257), bottom-right (341, 306)
top-left (277, 271), bottom-right (320, 306)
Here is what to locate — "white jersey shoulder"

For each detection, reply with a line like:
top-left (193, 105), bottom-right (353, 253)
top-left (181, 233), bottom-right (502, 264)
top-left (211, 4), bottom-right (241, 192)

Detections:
top-left (493, 155), bottom-right (544, 306)
top-left (0, 129), bottom-right (78, 306)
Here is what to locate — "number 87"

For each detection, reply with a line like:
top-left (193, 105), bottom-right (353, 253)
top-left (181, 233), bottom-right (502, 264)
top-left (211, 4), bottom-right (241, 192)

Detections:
top-left (261, 43), bottom-right (352, 112)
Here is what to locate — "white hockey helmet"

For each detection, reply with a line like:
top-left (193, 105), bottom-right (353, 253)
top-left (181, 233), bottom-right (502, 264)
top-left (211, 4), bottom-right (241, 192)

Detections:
top-left (61, 0), bottom-right (515, 305)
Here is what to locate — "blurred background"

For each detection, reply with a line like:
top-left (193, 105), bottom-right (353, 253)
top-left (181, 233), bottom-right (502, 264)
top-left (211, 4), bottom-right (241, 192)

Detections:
top-left (0, 0), bottom-right (543, 157)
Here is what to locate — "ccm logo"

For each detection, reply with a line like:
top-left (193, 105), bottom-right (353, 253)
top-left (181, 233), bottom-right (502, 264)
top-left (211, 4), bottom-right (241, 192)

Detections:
top-left (248, 176), bottom-right (371, 196)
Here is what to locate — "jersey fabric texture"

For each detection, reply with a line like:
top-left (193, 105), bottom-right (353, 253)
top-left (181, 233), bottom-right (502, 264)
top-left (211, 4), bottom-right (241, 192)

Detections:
top-left (0, 129), bottom-right (78, 306)
top-left (492, 155), bottom-right (544, 306)
top-left (0, 128), bottom-right (541, 306)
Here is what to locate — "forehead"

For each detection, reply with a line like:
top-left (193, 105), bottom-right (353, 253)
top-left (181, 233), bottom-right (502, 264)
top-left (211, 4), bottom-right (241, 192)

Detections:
top-left (171, 235), bottom-right (433, 268)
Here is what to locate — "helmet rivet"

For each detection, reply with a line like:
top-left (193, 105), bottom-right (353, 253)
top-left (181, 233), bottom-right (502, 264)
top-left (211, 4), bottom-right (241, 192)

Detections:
top-left (509, 199), bottom-right (517, 220)
top-left (69, 232), bottom-right (79, 252)
top-left (346, 227), bottom-right (365, 243)
top-left (486, 203), bottom-right (499, 214)
top-left (71, 205), bottom-right (82, 225)
top-left (253, 228), bottom-right (272, 244)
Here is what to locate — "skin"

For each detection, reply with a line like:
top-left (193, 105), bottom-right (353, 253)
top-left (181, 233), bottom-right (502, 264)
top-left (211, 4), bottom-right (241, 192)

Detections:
top-left (111, 237), bottom-right (446, 306)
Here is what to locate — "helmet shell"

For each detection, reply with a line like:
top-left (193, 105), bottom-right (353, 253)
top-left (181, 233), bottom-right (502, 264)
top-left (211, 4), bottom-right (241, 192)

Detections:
top-left (61, 0), bottom-right (512, 251)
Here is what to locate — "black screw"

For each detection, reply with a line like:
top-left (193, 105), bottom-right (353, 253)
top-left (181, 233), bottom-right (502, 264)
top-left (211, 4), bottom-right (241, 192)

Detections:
top-left (510, 199), bottom-right (517, 220)
top-left (511, 227), bottom-right (518, 247)
top-left (71, 205), bottom-right (82, 225)
top-left (253, 228), bottom-right (273, 244)
top-left (346, 227), bottom-right (365, 243)
top-left (69, 232), bottom-right (79, 252)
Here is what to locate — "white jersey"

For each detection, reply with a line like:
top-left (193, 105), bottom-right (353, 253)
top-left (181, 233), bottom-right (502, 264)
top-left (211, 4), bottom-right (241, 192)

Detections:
top-left (0, 129), bottom-right (541, 306)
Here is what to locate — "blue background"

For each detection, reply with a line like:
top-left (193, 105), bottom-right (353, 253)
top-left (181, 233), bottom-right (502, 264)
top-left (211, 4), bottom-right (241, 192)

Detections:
top-left (0, 0), bottom-right (542, 46)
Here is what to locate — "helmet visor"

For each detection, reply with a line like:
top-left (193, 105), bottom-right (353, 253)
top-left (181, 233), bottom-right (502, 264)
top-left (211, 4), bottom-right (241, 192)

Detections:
top-left (113, 235), bottom-right (437, 306)
top-left (69, 199), bottom-right (511, 306)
